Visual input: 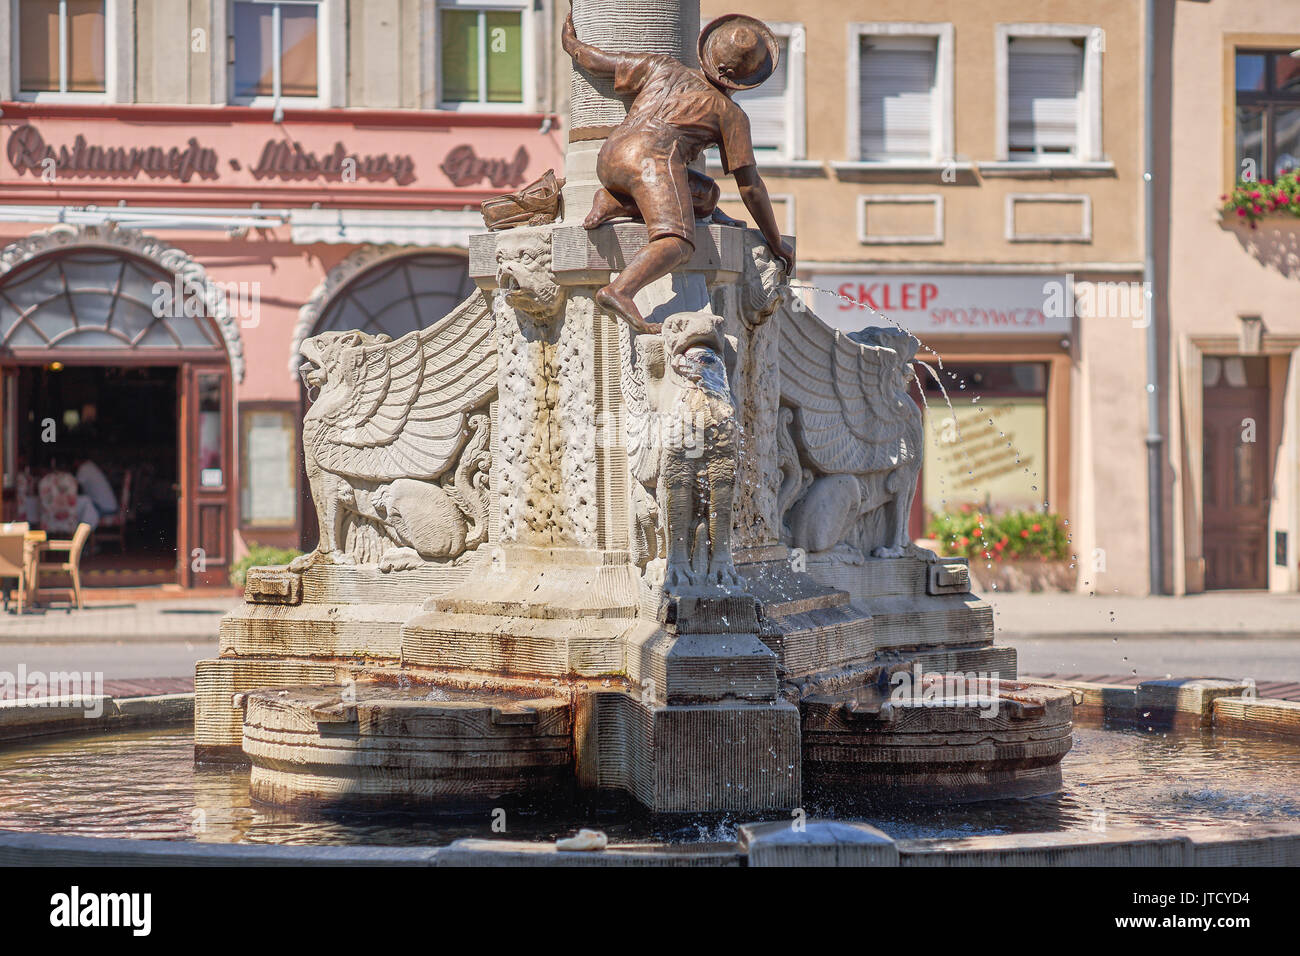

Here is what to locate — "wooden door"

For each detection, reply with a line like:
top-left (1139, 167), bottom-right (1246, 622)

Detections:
top-left (0, 365), bottom-right (14, 521)
top-left (1203, 373), bottom-right (1270, 590)
top-left (179, 363), bottom-right (233, 587)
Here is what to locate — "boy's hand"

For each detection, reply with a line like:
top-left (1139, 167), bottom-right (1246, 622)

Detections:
top-left (772, 239), bottom-right (795, 277)
top-left (562, 12), bottom-right (578, 53)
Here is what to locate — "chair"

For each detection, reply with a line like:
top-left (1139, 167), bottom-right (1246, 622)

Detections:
top-left (0, 527), bottom-right (29, 614)
top-left (95, 470), bottom-right (131, 552)
top-left (37, 471), bottom-right (79, 535)
top-left (37, 522), bottom-right (92, 611)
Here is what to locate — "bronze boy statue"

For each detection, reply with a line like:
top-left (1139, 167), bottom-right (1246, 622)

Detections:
top-left (562, 11), bottom-right (796, 333)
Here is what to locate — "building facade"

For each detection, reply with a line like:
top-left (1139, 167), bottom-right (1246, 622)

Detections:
top-left (0, 0), bottom-right (565, 586)
top-left (1158, 1), bottom-right (1300, 594)
top-left (700, 0), bottom-right (1153, 593)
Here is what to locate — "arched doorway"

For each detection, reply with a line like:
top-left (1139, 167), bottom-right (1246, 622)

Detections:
top-left (291, 247), bottom-right (475, 550)
top-left (0, 225), bottom-right (242, 588)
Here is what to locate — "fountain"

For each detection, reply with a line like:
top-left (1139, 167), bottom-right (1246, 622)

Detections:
top-left (191, 0), bottom-right (1075, 818)
top-left (2, 0), bottom-right (1299, 868)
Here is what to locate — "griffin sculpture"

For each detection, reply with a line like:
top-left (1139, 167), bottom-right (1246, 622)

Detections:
top-left (291, 291), bottom-right (497, 572)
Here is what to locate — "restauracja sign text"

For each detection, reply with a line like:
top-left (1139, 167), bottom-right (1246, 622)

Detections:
top-left (5, 124), bottom-right (529, 188)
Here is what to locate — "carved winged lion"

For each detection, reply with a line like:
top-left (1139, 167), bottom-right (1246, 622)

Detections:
top-left (777, 314), bottom-right (922, 559)
top-left (291, 290), bottom-right (497, 572)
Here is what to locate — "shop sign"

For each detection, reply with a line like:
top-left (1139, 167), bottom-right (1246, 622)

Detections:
top-left (4, 123), bottom-right (532, 190)
top-left (808, 273), bottom-right (1072, 337)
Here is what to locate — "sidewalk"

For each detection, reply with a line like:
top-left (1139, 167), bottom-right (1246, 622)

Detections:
top-left (4, 589), bottom-right (1298, 643)
top-left (0, 597), bottom-right (237, 643)
top-left (985, 590), bottom-right (1300, 639)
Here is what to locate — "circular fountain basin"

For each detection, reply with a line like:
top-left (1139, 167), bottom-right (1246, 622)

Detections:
top-left (2, 714), bottom-right (1299, 865)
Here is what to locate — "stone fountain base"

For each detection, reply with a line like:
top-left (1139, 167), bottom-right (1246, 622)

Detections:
top-left (202, 549), bottom-right (1070, 814)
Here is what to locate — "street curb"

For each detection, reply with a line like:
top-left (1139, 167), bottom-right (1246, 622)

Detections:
top-left (0, 693), bottom-right (194, 743)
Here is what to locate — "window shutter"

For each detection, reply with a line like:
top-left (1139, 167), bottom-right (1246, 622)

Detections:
top-left (734, 39), bottom-right (789, 153)
top-left (1008, 37), bottom-right (1083, 156)
top-left (859, 37), bottom-right (936, 160)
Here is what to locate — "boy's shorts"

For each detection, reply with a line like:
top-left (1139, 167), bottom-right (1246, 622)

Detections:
top-left (598, 139), bottom-right (697, 246)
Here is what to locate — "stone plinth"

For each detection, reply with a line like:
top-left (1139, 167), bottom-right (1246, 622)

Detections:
top-left (240, 684), bottom-right (573, 810)
top-left (801, 682), bottom-right (1075, 806)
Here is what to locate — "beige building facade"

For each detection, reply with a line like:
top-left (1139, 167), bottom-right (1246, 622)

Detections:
top-left (700, 0), bottom-right (1153, 593)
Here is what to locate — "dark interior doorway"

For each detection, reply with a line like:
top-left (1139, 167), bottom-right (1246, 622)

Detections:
top-left (15, 364), bottom-right (179, 582)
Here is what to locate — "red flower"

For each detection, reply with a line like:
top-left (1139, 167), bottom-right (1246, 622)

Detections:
top-left (1251, 190), bottom-right (1263, 199)
top-left (958, 536), bottom-right (970, 547)
top-left (972, 528), bottom-right (983, 538)
top-left (1031, 523), bottom-right (1042, 532)
top-left (1238, 208), bottom-right (1248, 217)
top-left (1020, 529), bottom-right (1030, 538)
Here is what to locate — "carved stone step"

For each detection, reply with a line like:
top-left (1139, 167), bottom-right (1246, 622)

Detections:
top-left (758, 604), bottom-right (876, 680)
top-left (218, 603), bottom-right (420, 661)
top-left (800, 681), bottom-right (1075, 806)
top-left (301, 562), bottom-right (473, 605)
top-left (863, 595), bottom-right (994, 651)
top-left (402, 611), bottom-right (632, 677)
top-left (240, 684), bottom-right (573, 811)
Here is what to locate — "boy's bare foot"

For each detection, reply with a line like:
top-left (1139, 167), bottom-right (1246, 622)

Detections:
top-left (583, 189), bottom-right (635, 230)
top-left (595, 285), bottom-right (661, 334)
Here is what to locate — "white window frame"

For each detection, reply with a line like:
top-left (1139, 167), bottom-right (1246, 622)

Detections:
top-left (227, 0), bottom-right (331, 109)
top-left (994, 23), bottom-right (1105, 166)
top-left (4, 0), bottom-right (131, 103)
top-left (845, 22), bottom-right (955, 167)
top-left (435, 0), bottom-right (536, 112)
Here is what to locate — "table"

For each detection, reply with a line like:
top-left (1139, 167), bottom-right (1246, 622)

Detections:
top-left (22, 529), bottom-right (45, 609)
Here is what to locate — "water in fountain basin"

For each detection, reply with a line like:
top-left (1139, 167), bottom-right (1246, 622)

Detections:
top-left (0, 724), bottom-right (1297, 845)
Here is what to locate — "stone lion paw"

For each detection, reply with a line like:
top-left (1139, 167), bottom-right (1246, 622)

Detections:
top-left (326, 550), bottom-right (357, 566)
top-left (709, 564), bottom-right (746, 589)
top-left (378, 547), bottom-right (424, 573)
top-left (663, 564), bottom-right (699, 590)
top-left (287, 551), bottom-right (318, 573)
top-left (871, 545), bottom-right (906, 559)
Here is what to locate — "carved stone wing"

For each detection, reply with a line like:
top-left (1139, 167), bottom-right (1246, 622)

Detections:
top-left (777, 306), bottom-right (917, 476)
top-left (310, 290), bottom-right (497, 482)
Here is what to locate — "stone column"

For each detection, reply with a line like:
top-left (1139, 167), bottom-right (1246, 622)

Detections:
top-left (562, 0), bottom-right (700, 221)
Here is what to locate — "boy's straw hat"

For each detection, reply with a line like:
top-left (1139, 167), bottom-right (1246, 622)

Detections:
top-left (698, 14), bottom-right (779, 91)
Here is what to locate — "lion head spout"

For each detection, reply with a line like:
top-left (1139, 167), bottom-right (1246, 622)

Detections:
top-left (494, 229), bottom-right (566, 320)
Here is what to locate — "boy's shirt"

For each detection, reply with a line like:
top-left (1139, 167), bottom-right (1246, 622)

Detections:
top-left (610, 52), bottom-right (757, 175)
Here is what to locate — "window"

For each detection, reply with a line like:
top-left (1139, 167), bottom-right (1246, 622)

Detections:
top-left (17, 0), bottom-right (105, 93)
top-left (996, 25), bottom-right (1103, 165)
top-left (860, 37), bottom-right (936, 160)
top-left (240, 406), bottom-right (298, 528)
top-left (231, 0), bottom-right (321, 102)
top-left (1008, 38), bottom-right (1083, 160)
top-left (439, 1), bottom-right (527, 107)
top-left (847, 24), bottom-right (954, 165)
top-left (1235, 49), bottom-right (1300, 181)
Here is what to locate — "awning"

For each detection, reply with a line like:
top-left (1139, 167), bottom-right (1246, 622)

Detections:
top-left (288, 208), bottom-right (485, 247)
